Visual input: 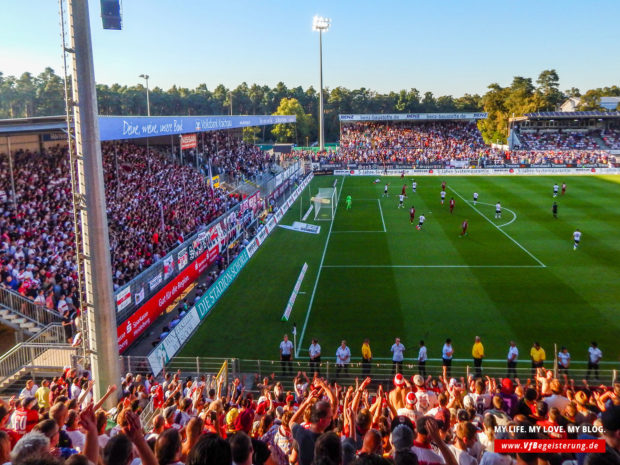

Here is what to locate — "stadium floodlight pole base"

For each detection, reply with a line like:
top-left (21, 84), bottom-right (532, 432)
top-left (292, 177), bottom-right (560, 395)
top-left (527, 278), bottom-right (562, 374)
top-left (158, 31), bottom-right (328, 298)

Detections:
top-left (68, 0), bottom-right (120, 408)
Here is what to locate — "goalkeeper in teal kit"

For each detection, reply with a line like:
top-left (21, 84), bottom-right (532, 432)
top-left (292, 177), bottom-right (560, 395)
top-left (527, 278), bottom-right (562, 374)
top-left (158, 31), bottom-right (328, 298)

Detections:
top-left (346, 195), bottom-right (352, 210)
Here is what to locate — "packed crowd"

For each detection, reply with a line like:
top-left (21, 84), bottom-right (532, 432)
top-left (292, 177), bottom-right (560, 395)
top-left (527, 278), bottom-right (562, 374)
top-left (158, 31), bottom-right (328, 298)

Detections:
top-left (1, 361), bottom-right (618, 465)
top-left (600, 130), bottom-right (620, 150)
top-left (0, 136), bottom-right (266, 316)
top-left (518, 131), bottom-right (602, 151)
top-left (198, 131), bottom-right (272, 182)
top-left (334, 122), bottom-right (487, 165)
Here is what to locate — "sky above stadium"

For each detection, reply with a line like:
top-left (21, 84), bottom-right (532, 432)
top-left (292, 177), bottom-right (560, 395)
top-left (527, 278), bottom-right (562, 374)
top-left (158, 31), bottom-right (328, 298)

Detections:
top-left (2, 0), bottom-right (619, 97)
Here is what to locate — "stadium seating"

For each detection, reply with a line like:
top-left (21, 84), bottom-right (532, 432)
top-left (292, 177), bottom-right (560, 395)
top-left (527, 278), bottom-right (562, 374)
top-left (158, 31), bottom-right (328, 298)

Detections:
top-left (336, 121), bottom-right (488, 164)
top-left (518, 130), bottom-right (601, 151)
top-left (0, 135), bottom-right (268, 314)
top-left (600, 129), bottom-right (620, 149)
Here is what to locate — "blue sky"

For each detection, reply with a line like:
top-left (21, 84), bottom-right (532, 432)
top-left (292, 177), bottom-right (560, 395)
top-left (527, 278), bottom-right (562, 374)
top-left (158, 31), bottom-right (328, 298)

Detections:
top-left (1, 0), bottom-right (619, 96)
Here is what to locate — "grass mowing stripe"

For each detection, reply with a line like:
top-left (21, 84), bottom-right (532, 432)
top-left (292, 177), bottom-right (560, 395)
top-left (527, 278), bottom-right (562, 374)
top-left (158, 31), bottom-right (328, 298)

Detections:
top-left (448, 186), bottom-right (546, 267)
top-left (296, 176), bottom-right (345, 357)
top-left (378, 199), bottom-right (387, 232)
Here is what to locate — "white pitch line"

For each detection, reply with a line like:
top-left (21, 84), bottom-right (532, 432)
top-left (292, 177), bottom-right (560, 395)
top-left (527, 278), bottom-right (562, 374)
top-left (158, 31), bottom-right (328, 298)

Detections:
top-left (332, 230), bottom-right (385, 233)
top-left (322, 265), bottom-right (544, 269)
top-left (473, 201), bottom-right (517, 228)
top-left (449, 186), bottom-right (546, 268)
top-left (377, 199), bottom-right (387, 232)
top-left (296, 176), bottom-right (345, 357)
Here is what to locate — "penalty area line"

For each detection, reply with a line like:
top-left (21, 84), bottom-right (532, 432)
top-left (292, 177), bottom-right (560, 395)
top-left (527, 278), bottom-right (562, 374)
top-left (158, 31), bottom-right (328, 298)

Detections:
top-left (448, 186), bottom-right (546, 268)
top-left (296, 176), bottom-right (345, 357)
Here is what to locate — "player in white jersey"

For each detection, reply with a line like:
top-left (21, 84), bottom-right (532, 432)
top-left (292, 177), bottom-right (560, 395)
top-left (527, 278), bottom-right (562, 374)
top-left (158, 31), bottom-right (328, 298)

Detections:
top-left (553, 183), bottom-right (559, 197)
top-left (440, 190), bottom-right (446, 205)
top-left (473, 192), bottom-right (479, 205)
top-left (412, 180), bottom-right (417, 193)
top-left (573, 229), bottom-right (581, 250)
top-left (398, 194), bottom-right (405, 208)
top-left (416, 214), bottom-right (426, 230)
top-left (495, 202), bottom-right (501, 218)
top-left (383, 183), bottom-right (389, 197)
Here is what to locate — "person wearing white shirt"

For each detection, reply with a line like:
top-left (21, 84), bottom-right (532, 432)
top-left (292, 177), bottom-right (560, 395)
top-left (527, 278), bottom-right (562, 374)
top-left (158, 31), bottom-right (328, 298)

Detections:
top-left (442, 338), bottom-right (454, 378)
top-left (308, 338), bottom-right (321, 376)
top-left (573, 229), bottom-right (581, 250)
top-left (586, 341), bottom-right (602, 380)
top-left (279, 334), bottom-right (294, 376)
top-left (335, 340), bottom-right (351, 378)
top-left (557, 346), bottom-right (570, 376)
top-left (449, 422), bottom-right (479, 465)
top-left (391, 337), bottom-right (405, 375)
top-left (418, 340), bottom-right (428, 377)
top-left (506, 341), bottom-right (518, 379)
top-left (19, 379), bottom-right (38, 399)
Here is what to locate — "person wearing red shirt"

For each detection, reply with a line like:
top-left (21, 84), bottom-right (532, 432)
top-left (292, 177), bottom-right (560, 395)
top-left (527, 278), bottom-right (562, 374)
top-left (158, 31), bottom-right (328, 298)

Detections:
top-left (460, 220), bottom-right (468, 237)
top-left (13, 398), bottom-right (39, 438)
top-left (441, 181), bottom-right (446, 192)
top-left (401, 184), bottom-right (407, 197)
top-left (409, 206), bottom-right (416, 224)
top-left (0, 405), bottom-right (19, 447)
top-left (449, 198), bottom-right (455, 214)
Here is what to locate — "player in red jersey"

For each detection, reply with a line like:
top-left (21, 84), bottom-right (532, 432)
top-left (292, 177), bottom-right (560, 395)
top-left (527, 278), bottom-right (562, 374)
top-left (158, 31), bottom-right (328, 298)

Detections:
top-left (561, 182), bottom-right (566, 195)
top-left (441, 181), bottom-right (446, 191)
top-left (449, 197), bottom-right (455, 214)
top-left (460, 219), bottom-right (468, 237)
top-left (402, 184), bottom-right (407, 197)
top-left (409, 206), bottom-right (416, 224)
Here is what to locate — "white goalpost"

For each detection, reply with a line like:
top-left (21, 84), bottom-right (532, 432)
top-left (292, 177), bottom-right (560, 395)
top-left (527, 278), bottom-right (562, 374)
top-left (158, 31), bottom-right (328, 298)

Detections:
top-left (312, 187), bottom-right (338, 221)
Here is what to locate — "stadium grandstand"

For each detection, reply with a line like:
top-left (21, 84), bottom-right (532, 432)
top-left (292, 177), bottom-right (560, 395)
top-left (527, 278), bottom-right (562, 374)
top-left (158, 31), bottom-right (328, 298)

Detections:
top-left (1, 115), bottom-right (619, 465)
top-left (0, 114), bottom-right (302, 354)
top-left (507, 111), bottom-right (620, 165)
top-left (307, 112), bottom-right (618, 171)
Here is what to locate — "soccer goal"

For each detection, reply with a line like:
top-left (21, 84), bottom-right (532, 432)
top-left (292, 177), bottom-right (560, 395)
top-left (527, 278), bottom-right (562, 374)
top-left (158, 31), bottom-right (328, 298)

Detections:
top-left (312, 187), bottom-right (338, 221)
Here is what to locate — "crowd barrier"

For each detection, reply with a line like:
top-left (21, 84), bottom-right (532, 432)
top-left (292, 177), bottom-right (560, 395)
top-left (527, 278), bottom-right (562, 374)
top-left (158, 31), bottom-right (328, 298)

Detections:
top-left (120, 355), bottom-right (618, 391)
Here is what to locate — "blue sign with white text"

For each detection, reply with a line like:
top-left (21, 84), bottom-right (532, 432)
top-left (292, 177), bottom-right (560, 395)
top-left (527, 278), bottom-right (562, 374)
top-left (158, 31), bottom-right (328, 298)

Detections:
top-left (98, 115), bottom-right (297, 141)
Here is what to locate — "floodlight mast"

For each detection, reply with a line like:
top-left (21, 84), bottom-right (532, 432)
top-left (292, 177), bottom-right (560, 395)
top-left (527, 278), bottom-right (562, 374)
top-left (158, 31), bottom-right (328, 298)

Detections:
top-left (139, 74), bottom-right (151, 116)
top-left (313, 15), bottom-right (331, 152)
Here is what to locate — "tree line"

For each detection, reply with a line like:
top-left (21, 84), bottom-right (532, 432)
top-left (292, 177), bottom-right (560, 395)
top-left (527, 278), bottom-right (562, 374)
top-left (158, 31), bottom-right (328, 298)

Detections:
top-left (1, 68), bottom-right (618, 144)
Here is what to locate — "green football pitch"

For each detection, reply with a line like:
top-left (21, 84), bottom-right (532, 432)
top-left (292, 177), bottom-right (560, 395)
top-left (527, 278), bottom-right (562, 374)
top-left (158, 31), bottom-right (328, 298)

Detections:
top-left (179, 175), bottom-right (620, 365)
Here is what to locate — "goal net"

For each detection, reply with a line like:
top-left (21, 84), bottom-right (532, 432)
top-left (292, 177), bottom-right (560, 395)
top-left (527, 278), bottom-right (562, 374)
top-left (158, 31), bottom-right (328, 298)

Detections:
top-left (313, 187), bottom-right (338, 221)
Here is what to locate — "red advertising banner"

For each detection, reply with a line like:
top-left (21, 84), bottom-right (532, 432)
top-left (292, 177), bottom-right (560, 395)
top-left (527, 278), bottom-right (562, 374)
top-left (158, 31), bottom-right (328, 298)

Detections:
top-left (180, 133), bottom-right (197, 149)
top-left (117, 246), bottom-right (216, 353)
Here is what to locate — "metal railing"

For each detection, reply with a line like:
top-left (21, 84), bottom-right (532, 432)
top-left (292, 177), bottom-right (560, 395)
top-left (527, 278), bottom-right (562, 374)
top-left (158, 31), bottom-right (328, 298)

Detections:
top-left (0, 287), bottom-right (62, 326)
top-left (0, 343), bottom-right (76, 384)
top-left (117, 356), bottom-right (618, 389)
top-left (24, 324), bottom-right (66, 345)
top-left (139, 397), bottom-right (160, 432)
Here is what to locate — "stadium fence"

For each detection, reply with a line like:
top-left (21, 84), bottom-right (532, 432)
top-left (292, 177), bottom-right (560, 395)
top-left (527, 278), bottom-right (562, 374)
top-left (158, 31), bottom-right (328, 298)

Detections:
top-left (120, 355), bottom-right (618, 391)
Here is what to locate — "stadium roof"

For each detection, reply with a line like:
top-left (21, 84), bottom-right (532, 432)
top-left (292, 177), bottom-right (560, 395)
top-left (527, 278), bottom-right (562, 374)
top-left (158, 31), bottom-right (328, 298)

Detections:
top-left (0, 114), bottom-right (296, 140)
top-left (523, 111), bottom-right (620, 119)
top-left (0, 115), bottom-right (68, 135)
